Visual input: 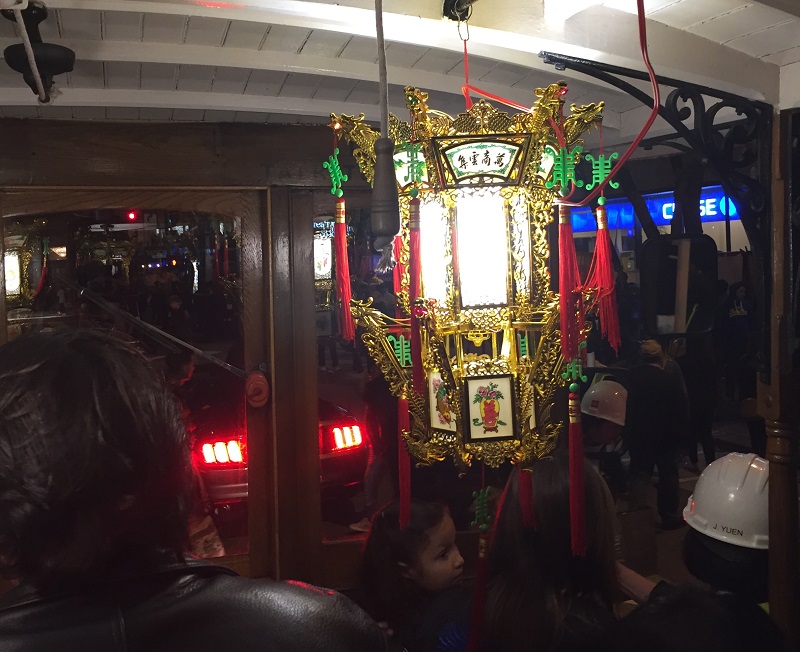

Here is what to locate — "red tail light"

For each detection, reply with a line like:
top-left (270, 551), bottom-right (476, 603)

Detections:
top-left (196, 438), bottom-right (247, 467)
top-left (320, 420), bottom-right (367, 454)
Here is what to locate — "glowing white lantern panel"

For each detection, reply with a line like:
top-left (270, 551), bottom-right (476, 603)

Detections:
top-left (4, 253), bottom-right (20, 296)
top-left (419, 200), bottom-right (450, 305)
top-left (456, 189), bottom-right (508, 307)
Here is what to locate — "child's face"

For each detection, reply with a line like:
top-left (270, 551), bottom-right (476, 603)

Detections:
top-left (407, 514), bottom-right (464, 593)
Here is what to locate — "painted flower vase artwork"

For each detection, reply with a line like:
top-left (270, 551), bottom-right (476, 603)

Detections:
top-left (428, 372), bottom-right (457, 432)
top-left (473, 382), bottom-right (506, 433)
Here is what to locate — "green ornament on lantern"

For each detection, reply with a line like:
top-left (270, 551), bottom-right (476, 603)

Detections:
top-left (584, 152), bottom-right (619, 191)
top-left (323, 148), bottom-right (348, 198)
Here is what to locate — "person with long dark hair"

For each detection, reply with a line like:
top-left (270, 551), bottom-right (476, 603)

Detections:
top-left (438, 454), bottom-right (619, 652)
top-left (0, 330), bottom-right (386, 652)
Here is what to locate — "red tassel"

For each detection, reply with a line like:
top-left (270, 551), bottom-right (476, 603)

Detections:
top-left (408, 199), bottom-right (424, 395)
top-left (585, 205), bottom-right (621, 352)
top-left (568, 391), bottom-right (587, 556)
top-left (392, 234), bottom-right (405, 318)
top-left (334, 199), bottom-right (356, 342)
top-left (519, 469), bottom-right (536, 530)
top-left (466, 533), bottom-right (489, 652)
top-left (397, 397), bottom-right (412, 528)
top-left (558, 205), bottom-right (583, 360)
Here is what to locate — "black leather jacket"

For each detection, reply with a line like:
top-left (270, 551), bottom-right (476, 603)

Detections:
top-left (0, 558), bottom-right (388, 651)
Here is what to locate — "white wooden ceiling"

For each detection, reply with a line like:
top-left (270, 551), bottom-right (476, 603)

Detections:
top-left (0, 0), bottom-right (797, 146)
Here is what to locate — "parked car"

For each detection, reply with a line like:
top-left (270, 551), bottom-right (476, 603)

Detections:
top-left (185, 363), bottom-right (370, 508)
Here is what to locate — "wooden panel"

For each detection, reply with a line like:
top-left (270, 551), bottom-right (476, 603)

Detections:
top-left (268, 188), bottom-right (322, 581)
top-left (0, 120), bottom-right (370, 191)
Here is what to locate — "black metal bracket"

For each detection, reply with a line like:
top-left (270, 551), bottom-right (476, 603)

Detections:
top-left (540, 50), bottom-right (774, 378)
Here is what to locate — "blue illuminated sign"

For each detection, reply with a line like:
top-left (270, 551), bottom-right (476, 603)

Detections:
top-left (571, 185), bottom-right (739, 233)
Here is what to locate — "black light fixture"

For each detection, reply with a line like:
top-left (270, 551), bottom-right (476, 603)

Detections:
top-left (2, 1), bottom-right (74, 102)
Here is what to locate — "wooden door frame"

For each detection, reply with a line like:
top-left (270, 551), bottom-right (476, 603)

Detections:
top-left (0, 187), bottom-right (277, 580)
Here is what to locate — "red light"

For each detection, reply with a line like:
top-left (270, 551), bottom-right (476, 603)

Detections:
top-left (321, 421), bottom-right (366, 453)
top-left (127, 210), bottom-right (137, 221)
top-left (197, 438), bottom-right (246, 467)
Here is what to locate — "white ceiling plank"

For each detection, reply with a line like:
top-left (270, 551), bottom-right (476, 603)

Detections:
top-left (68, 60), bottom-right (105, 89)
top-left (139, 107), bottom-right (174, 120)
top-left (412, 48), bottom-right (463, 75)
top-left (140, 62), bottom-right (177, 90)
top-left (234, 111), bottom-right (269, 122)
top-left (243, 69), bottom-right (287, 96)
top-left (59, 9), bottom-right (102, 40)
top-left (261, 24), bottom-right (311, 53)
top-left (640, 0), bottom-right (745, 29)
top-left (0, 87), bottom-right (410, 119)
top-left (383, 42), bottom-right (427, 68)
top-left (223, 21), bottom-right (268, 49)
top-left (171, 108), bottom-right (204, 120)
top-left (105, 61), bottom-right (141, 89)
top-left (142, 14), bottom-right (187, 43)
top-left (102, 12), bottom-right (143, 41)
top-left (39, 9), bottom-right (61, 41)
top-left (0, 16), bottom-right (18, 38)
top-left (72, 106), bottom-right (107, 119)
top-left (266, 113), bottom-right (330, 124)
top-left (278, 71), bottom-right (320, 98)
top-left (106, 106), bottom-right (141, 119)
top-left (38, 104), bottom-right (74, 119)
top-left (176, 64), bottom-right (214, 92)
top-left (487, 61), bottom-right (536, 87)
top-left (212, 67), bottom-right (251, 94)
top-left (3, 106), bottom-right (40, 118)
top-left (300, 29), bottom-right (350, 57)
top-left (203, 109), bottom-right (237, 121)
top-left (686, 4), bottom-right (794, 43)
top-left (725, 19), bottom-right (800, 58)
top-left (184, 16), bottom-right (228, 46)
top-left (338, 35), bottom-right (376, 63)
top-left (345, 79), bottom-right (378, 105)
top-left (313, 75), bottom-right (358, 101)
top-left (452, 54), bottom-right (496, 81)
top-left (765, 45), bottom-right (800, 66)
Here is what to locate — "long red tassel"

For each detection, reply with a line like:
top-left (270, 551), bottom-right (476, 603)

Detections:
top-left (585, 204), bottom-right (621, 352)
top-left (558, 205), bottom-right (583, 358)
top-left (568, 391), bottom-right (587, 556)
top-left (392, 234), bottom-right (405, 318)
top-left (408, 198), bottom-right (424, 395)
top-left (519, 468), bottom-right (536, 530)
top-left (397, 397), bottom-right (412, 528)
top-left (334, 198), bottom-right (355, 342)
top-left (558, 204), bottom-right (587, 557)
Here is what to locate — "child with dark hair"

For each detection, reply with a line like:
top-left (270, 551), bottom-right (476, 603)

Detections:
top-left (359, 500), bottom-right (466, 652)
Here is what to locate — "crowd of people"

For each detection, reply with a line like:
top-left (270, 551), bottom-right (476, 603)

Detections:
top-left (0, 325), bottom-right (784, 651)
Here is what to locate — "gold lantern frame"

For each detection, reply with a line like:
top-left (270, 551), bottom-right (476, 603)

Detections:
top-left (331, 84), bottom-right (604, 469)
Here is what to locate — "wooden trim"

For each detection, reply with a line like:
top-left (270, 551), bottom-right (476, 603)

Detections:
top-left (268, 188), bottom-right (322, 581)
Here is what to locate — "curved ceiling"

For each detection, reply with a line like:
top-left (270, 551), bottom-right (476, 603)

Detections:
top-left (0, 0), bottom-right (797, 147)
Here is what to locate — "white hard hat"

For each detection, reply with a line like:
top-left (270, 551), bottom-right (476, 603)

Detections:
top-left (683, 453), bottom-right (768, 550)
top-left (580, 380), bottom-right (627, 426)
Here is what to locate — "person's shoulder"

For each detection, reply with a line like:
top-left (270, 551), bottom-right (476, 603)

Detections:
top-left (198, 574), bottom-right (388, 650)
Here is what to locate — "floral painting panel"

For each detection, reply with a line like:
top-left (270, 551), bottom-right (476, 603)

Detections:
top-left (428, 372), bottom-right (458, 432)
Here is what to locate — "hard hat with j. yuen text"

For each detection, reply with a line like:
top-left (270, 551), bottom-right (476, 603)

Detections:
top-left (683, 453), bottom-right (769, 550)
